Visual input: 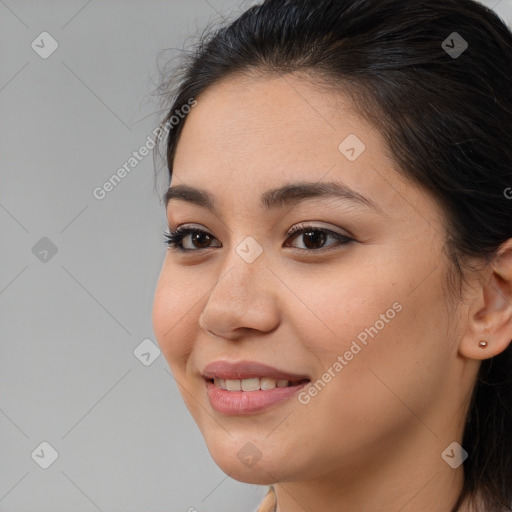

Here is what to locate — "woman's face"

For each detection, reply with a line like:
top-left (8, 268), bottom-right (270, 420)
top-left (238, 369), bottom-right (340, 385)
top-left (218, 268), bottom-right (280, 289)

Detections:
top-left (152, 73), bottom-right (475, 485)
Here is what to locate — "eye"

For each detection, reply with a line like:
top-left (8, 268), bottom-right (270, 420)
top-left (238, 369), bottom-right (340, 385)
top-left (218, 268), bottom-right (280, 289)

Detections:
top-left (163, 224), bottom-right (354, 253)
top-left (163, 226), bottom-right (221, 252)
top-left (284, 224), bottom-right (354, 251)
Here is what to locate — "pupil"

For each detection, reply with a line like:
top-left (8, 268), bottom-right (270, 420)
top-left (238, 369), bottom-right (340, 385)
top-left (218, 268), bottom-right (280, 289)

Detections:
top-left (304, 231), bottom-right (326, 249)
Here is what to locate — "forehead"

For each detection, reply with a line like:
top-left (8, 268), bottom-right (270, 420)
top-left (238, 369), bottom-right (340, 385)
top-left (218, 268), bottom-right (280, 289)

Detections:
top-left (171, 72), bottom-right (431, 219)
top-left (175, 72), bottom-right (373, 165)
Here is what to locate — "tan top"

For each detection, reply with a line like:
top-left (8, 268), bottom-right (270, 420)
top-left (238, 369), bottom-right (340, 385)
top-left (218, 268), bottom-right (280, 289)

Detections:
top-left (256, 486), bottom-right (277, 512)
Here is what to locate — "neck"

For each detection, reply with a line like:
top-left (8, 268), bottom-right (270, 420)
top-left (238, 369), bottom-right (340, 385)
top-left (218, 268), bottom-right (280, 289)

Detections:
top-left (274, 468), bottom-right (466, 512)
top-left (272, 425), bottom-right (469, 512)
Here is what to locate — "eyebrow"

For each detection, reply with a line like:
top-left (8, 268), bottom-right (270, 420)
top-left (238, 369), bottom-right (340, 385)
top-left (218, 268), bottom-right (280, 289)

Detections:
top-left (164, 181), bottom-right (382, 214)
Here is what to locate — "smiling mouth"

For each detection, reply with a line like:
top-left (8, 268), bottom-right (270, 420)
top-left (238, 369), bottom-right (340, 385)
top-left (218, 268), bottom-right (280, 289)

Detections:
top-left (206, 377), bottom-right (310, 391)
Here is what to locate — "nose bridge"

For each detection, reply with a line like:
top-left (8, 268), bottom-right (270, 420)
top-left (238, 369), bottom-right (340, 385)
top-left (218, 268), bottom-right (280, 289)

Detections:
top-left (199, 236), bottom-right (279, 337)
top-left (211, 235), bottom-right (268, 306)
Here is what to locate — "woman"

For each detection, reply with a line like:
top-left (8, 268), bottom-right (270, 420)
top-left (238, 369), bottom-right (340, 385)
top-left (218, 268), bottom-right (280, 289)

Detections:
top-left (151, 0), bottom-right (512, 510)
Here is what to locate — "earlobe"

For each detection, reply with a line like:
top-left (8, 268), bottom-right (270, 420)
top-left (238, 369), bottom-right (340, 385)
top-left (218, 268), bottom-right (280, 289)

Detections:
top-left (459, 239), bottom-right (512, 361)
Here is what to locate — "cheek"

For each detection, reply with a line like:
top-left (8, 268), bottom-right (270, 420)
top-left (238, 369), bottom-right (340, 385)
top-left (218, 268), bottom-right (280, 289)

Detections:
top-left (285, 253), bottom-right (451, 385)
top-left (282, 261), bottom-right (401, 356)
top-left (289, 260), bottom-right (453, 441)
top-left (152, 269), bottom-right (201, 373)
top-left (285, 245), bottom-right (447, 360)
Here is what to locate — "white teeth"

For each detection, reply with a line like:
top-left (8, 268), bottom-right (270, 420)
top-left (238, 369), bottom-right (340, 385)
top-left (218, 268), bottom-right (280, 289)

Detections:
top-left (225, 379), bottom-right (242, 391)
top-left (241, 378), bottom-right (260, 391)
top-left (212, 377), bottom-right (294, 391)
top-left (260, 377), bottom-right (277, 390)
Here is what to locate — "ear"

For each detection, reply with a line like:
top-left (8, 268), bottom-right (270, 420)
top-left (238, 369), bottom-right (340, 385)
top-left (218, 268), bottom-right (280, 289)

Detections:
top-left (459, 239), bottom-right (512, 360)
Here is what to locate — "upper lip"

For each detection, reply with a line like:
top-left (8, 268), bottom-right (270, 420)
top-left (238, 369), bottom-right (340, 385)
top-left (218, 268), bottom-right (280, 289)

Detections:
top-left (202, 360), bottom-right (310, 381)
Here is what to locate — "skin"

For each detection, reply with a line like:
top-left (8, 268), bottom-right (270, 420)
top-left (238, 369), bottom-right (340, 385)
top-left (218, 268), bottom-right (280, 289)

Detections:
top-left (152, 72), bottom-right (512, 512)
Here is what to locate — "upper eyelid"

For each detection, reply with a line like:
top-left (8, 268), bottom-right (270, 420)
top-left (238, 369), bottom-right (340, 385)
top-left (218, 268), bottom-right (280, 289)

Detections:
top-left (171, 222), bottom-right (348, 236)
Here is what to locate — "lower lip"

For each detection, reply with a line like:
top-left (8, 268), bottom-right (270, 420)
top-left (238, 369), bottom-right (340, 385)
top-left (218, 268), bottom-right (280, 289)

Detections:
top-left (205, 380), bottom-right (309, 415)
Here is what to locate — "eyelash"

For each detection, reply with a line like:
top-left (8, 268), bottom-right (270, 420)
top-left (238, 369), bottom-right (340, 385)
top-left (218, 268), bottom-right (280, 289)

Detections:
top-left (163, 224), bottom-right (354, 254)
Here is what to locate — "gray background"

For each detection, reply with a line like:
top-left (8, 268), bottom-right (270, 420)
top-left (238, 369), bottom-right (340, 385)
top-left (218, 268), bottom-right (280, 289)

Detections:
top-left (1, 1), bottom-right (511, 511)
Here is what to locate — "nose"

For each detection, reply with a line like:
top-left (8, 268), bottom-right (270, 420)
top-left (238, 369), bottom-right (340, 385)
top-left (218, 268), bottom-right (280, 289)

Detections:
top-left (198, 252), bottom-right (281, 341)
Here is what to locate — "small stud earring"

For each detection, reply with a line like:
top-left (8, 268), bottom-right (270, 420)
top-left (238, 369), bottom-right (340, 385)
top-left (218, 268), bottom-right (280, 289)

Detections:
top-left (478, 340), bottom-right (489, 348)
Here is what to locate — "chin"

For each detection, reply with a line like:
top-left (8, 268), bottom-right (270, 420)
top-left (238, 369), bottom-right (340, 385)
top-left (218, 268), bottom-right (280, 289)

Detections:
top-left (213, 458), bottom-right (280, 485)
top-left (205, 441), bottom-right (287, 485)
